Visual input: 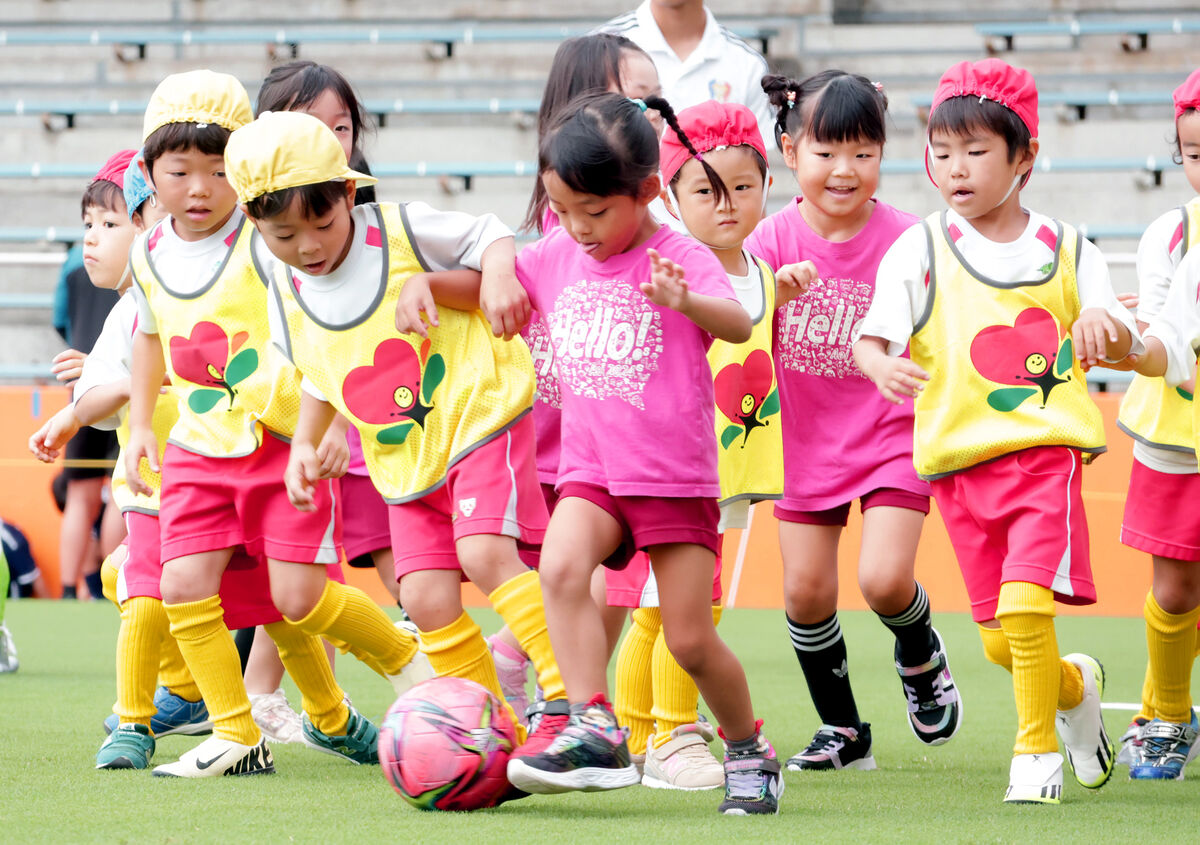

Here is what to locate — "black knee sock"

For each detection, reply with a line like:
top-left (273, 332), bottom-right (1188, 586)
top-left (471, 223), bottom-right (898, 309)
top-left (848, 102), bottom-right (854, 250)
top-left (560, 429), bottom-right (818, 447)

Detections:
top-left (785, 612), bottom-right (860, 729)
top-left (234, 627), bottom-right (256, 674)
top-left (84, 570), bottom-right (103, 600)
top-left (61, 584), bottom-right (77, 600)
top-left (876, 581), bottom-right (936, 667)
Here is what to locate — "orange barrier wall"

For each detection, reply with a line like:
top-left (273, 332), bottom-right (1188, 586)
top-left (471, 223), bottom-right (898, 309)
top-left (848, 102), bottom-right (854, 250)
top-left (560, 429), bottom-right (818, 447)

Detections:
top-left (4, 385), bottom-right (1150, 616)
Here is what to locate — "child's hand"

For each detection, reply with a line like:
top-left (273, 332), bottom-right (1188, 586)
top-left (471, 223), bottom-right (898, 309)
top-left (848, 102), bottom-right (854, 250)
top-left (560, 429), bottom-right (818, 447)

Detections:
top-left (396, 274), bottom-right (439, 338)
top-left (776, 261), bottom-right (818, 306)
top-left (51, 348), bottom-right (86, 382)
top-left (864, 356), bottom-right (929, 405)
top-left (480, 269), bottom-right (531, 340)
top-left (28, 406), bottom-right (80, 463)
top-left (1072, 307), bottom-right (1122, 370)
top-left (123, 427), bottom-right (160, 497)
top-left (314, 419), bottom-right (350, 479)
top-left (284, 442), bottom-right (322, 512)
top-left (1117, 291), bottom-right (1139, 312)
top-left (641, 248), bottom-right (690, 311)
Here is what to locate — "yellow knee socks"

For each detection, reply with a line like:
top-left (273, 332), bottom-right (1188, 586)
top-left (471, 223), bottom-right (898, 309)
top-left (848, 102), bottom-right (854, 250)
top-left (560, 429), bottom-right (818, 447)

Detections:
top-left (100, 553), bottom-right (120, 606)
top-left (290, 580), bottom-right (418, 676)
top-left (157, 631), bottom-right (201, 703)
top-left (488, 570), bottom-right (565, 702)
top-left (615, 607), bottom-right (659, 755)
top-left (164, 596), bottom-right (258, 745)
top-left (995, 582), bottom-right (1061, 755)
top-left (978, 615), bottom-right (1083, 713)
top-left (650, 605), bottom-right (723, 749)
top-left (115, 596), bottom-right (166, 727)
top-left (264, 620), bottom-right (348, 735)
top-left (1144, 591), bottom-right (1200, 723)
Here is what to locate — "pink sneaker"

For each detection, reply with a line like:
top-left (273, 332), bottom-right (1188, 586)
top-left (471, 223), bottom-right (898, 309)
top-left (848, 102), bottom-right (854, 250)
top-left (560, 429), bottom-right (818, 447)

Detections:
top-left (487, 634), bottom-right (531, 725)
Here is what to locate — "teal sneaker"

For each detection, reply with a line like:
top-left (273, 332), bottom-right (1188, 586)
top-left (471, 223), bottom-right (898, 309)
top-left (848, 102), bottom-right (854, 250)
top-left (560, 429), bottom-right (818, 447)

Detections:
top-left (96, 723), bottom-right (155, 770)
top-left (104, 686), bottom-right (212, 737)
top-left (301, 704), bottom-right (379, 765)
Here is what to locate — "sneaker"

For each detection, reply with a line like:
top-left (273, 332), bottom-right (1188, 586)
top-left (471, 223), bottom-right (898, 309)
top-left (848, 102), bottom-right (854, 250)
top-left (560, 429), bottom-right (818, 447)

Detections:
top-left (1129, 713), bottom-right (1200, 780)
top-left (103, 686), bottom-right (212, 738)
top-left (1116, 717), bottom-right (1149, 767)
top-left (251, 688), bottom-right (304, 745)
top-left (1004, 752), bottom-right (1064, 804)
top-left (152, 735), bottom-right (275, 778)
top-left (0, 623), bottom-right (17, 673)
top-left (95, 723), bottom-right (155, 770)
top-left (719, 731), bottom-right (783, 815)
top-left (1055, 653), bottom-right (1114, 789)
top-left (896, 628), bottom-right (962, 745)
top-left (488, 634), bottom-right (532, 726)
top-left (301, 703), bottom-right (379, 765)
top-left (386, 650), bottom-right (436, 697)
top-left (786, 723), bottom-right (877, 772)
top-left (518, 698), bottom-right (571, 757)
top-left (506, 695), bottom-right (641, 794)
top-left (642, 723), bottom-right (724, 791)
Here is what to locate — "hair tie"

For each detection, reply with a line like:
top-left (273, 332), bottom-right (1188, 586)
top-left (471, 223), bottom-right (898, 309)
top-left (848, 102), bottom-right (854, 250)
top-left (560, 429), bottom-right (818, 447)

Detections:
top-left (872, 81), bottom-right (884, 94)
top-left (785, 90), bottom-right (797, 110)
top-left (628, 97), bottom-right (648, 112)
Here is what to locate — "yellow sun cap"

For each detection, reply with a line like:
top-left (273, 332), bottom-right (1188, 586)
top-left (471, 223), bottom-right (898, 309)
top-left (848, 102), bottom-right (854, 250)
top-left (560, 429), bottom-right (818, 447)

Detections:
top-left (224, 110), bottom-right (377, 205)
top-left (142, 69), bottom-right (253, 142)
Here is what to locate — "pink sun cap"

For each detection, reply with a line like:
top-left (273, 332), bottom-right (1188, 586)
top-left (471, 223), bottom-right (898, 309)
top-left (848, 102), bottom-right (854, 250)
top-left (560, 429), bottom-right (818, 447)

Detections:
top-left (1174, 68), bottom-right (1200, 119)
top-left (929, 59), bottom-right (1038, 139)
top-left (660, 100), bottom-right (768, 185)
top-left (93, 149), bottom-right (138, 190)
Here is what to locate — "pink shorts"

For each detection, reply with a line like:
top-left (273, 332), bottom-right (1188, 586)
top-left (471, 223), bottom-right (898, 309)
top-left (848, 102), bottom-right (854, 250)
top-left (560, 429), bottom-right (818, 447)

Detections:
top-left (605, 550), bottom-right (723, 608)
top-left (389, 418), bottom-right (547, 580)
top-left (340, 472), bottom-right (391, 564)
top-left (775, 487), bottom-right (930, 526)
top-left (158, 434), bottom-right (341, 566)
top-left (558, 482), bottom-right (720, 570)
top-left (931, 447), bottom-right (1095, 623)
top-left (1121, 460), bottom-right (1200, 560)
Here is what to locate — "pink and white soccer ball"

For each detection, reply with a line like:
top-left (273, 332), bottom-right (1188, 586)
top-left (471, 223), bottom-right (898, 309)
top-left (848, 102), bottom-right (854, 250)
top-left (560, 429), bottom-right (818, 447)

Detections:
top-left (378, 676), bottom-right (517, 811)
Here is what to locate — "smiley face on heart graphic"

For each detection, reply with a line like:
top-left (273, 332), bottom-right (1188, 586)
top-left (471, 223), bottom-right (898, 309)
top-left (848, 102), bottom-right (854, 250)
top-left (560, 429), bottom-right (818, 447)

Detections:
top-left (342, 338), bottom-right (445, 444)
top-left (969, 307), bottom-right (1073, 412)
top-left (168, 321), bottom-right (256, 413)
top-left (714, 348), bottom-right (780, 449)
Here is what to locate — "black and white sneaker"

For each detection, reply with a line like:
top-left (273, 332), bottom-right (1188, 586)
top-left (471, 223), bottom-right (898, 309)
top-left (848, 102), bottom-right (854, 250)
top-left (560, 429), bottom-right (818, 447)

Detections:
top-left (719, 731), bottom-right (783, 815)
top-left (786, 722), bottom-right (876, 771)
top-left (896, 627), bottom-right (962, 746)
top-left (152, 735), bottom-right (275, 778)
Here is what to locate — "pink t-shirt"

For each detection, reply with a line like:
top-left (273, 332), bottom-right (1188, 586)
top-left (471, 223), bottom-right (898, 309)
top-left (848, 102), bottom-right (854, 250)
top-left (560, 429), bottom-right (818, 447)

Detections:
top-left (521, 311), bottom-right (562, 485)
top-left (345, 425), bottom-right (369, 476)
top-left (745, 197), bottom-right (930, 510)
top-left (516, 225), bottom-right (737, 497)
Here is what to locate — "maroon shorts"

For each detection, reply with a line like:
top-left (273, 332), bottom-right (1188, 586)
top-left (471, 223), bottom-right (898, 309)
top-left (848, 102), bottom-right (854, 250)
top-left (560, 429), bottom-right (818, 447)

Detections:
top-left (340, 472), bottom-right (391, 564)
top-left (1121, 459), bottom-right (1200, 560)
top-left (605, 550), bottom-right (723, 608)
top-left (775, 487), bottom-right (930, 526)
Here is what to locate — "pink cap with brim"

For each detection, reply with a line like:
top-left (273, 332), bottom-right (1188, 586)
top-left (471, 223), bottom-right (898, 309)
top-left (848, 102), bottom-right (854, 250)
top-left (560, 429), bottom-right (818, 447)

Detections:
top-left (93, 149), bottom-right (138, 190)
top-left (660, 100), bottom-right (768, 185)
top-left (1174, 68), bottom-right (1200, 119)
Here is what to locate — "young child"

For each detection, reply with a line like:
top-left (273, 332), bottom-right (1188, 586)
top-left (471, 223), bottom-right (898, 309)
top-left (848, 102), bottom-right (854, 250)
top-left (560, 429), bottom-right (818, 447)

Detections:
top-left (745, 70), bottom-right (960, 771)
top-left (123, 70), bottom-right (427, 778)
top-left (853, 59), bottom-right (1138, 803)
top-left (1120, 67), bottom-right (1200, 780)
top-left (503, 91), bottom-right (781, 815)
top-left (221, 111), bottom-right (567, 775)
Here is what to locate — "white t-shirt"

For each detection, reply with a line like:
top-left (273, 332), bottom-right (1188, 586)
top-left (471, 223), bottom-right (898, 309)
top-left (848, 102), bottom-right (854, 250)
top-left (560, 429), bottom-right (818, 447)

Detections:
top-left (601, 1), bottom-right (775, 149)
top-left (1144, 246), bottom-right (1200, 395)
top-left (72, 291), bottom-right (138, 431)
top-left (131, 211), bottom-right (243, 335)
top-left (1131, 207), bottom-right (1197, 473)
top-left (262, 202), bottom-right (512, 402)
top-left (858, 209), bottom-right (1142, 361)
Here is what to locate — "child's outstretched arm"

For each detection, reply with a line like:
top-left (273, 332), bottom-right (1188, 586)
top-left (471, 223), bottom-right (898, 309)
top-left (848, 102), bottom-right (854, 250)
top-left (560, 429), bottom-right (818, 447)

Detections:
top-left (74, 379), bottom-right (132, 428)
top-left (285, 391), bottom-right (337, 512)
top-left (644, 248), bottom-right (751, 343)
top-left (28, 404), bottom-right (81, 463)
top-left (314, 412), bottom-right (351, 480)
top-left (395, 270), bottom-right (484, 337)
top-left (1072, 308), bottom-right (1133, 370)
top-left (479, 236), bottom-right (530, 340)
top-left (853, 335), bottom-right (930, 405)
top-left (124, 330), bottom-right (166, 496)
top-left (1132, 253), bottom-right (1200, 382)
top-left (50, 348), bottom-right (87, 383)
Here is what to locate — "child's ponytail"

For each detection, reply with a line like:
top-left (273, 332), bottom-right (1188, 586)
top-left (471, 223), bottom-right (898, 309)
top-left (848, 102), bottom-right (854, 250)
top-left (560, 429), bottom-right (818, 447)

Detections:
top-left (762, 70), bottom-right (888, 153)
top-left (647, 94), bottom-right (733, 209)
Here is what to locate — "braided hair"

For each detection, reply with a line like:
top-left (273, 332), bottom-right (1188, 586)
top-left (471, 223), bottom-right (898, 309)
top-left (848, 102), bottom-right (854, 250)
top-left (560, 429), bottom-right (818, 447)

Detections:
top-left (647, 94), bottom-right (734, 210)
top-left (761, 70), bottom-right (888, 154)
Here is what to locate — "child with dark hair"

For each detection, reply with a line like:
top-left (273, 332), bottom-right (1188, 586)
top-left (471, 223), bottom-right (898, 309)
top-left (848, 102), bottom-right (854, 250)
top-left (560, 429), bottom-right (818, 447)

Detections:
top-left (502, 90), bottom-right (781, 815)
top-left (854, 59), bottom-right (1139, 803)
top-left (747, 69), bottom-right (961, 773)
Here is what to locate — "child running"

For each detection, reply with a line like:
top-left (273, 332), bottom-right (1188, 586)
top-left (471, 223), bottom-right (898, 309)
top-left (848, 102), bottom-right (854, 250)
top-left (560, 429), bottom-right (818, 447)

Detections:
top-left (853, 59), bottom-right (1137, 803)
top-left (745, 71), bottom-right (961, 771)
top-left (503, 90), bottom-right (781, 815)
top-left (124, 70), bottom-right (426, 778)
top-left (1119, 67), bottom-right (1200, 780)
top-left (221, 111), bottom-right (567, 780)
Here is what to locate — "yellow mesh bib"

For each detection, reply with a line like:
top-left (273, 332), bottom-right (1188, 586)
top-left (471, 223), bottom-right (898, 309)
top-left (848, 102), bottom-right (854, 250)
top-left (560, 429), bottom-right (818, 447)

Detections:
top-left (130, 217), bottom-right (302, 458)
top-left (707, 255), bottom-right (783, 505)
top-left (1117, 196), bottom-right (1200, 455)
top-left (111, 393), bottom-right (179, 514)
top-left (909, 212), bottom-right (1106, 479)
top-left (271, 202), bottom-right (534, 502)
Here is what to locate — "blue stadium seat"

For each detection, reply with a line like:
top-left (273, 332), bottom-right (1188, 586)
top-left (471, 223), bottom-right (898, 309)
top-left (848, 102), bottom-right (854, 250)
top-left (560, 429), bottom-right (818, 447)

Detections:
top-left (976, 17), bottom-right (1200, 52)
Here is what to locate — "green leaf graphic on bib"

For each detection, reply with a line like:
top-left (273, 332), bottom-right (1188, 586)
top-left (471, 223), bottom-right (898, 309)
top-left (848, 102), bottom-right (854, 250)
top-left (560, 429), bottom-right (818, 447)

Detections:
top-left (168, 322), bottom-right (254, 411)
top-left (970, 307), bottom-right (1070, 412)
top-left (342, 338), bottom-right (440, 446)
top-left (421, 354), bottom-right (445, 404)
top-left (714, 350), bottom-right (777, 449)
top-left (188, 389), bottom-right (225, 414)
top-left (1178, 387), bottom-right (1195, 402)
top-left (377, 422), bottom-right (414, 445)
top-left (223, 348), bottom-right (259, 388)
top-left (720, 425), bottom-right (743, 450)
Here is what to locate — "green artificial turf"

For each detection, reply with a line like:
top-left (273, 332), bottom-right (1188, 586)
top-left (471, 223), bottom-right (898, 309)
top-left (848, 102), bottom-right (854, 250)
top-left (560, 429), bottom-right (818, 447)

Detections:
top-left (1, 600), bottom-right (1197, 844)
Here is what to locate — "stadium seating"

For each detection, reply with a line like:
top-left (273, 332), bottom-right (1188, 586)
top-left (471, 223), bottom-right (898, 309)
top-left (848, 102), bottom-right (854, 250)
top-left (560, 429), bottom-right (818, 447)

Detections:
top-left (977, 17), bottom-right (1200, 52)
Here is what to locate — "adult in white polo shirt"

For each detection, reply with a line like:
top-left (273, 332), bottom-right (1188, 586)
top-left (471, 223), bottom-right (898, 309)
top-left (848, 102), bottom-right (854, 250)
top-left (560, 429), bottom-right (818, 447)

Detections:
top-left (601, 0), bottom-right (774, 146)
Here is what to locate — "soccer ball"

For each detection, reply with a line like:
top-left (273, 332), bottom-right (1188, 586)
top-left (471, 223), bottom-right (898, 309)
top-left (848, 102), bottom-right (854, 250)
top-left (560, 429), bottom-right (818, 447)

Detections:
top-left (379, 676), bottom-right (517, 811)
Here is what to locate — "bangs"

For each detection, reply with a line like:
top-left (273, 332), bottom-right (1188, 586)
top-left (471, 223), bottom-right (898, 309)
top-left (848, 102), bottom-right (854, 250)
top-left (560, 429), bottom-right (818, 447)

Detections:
top-left (928, 96), bottom-right (1030, 159)
top-left (80, 179), bottom-right (126, 217)
top-left (244, 180), bottom-right (348, 221)
top-left (805, 76), bottom-right (887, 145)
